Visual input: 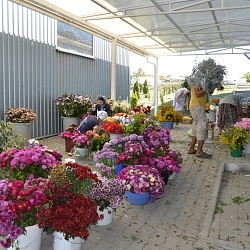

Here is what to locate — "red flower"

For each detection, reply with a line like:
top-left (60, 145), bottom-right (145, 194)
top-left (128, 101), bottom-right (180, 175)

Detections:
top-left (11, 187), bottom-right (19, 197)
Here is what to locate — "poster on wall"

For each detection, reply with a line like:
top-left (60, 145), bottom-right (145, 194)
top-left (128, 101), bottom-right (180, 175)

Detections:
top-left (57, 21), bottom-right (93, 57)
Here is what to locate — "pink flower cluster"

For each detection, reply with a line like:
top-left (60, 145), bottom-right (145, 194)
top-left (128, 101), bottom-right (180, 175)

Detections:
top-left (117, 165), bottom-right (165, 198)
top-left (235, 118), bottom-right (250, 131)
top-left (0, 146), bottom-right (61, 181)
top-left (73, 134), bottom-right (90, 148)
top-left (0, 178), bottom-right (48, 248)
top-left (88, 173), bottom-right (127, 210)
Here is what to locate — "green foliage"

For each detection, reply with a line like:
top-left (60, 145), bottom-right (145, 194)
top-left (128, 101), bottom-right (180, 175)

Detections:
top-left (181, 80), bottom-right (191, 91)
top-left (130, 92), bottom-right (139, 109)
top-left (0, 121), bottom-right (25, 152)
top-left (232, 196), bottom-right (250, 204)
top-left (143, 80), bottom-right (149, 95)
top-left (160, 93), bottom-right (164, 104)
top-left (187, 58), bottom-right (227, 94)
top-left (139, 83), bottom-right (143, 93)
top-left (133, 81), bottom-right (140, 99)
top-left (125, 114), bottom-right (146, 135)
top-left (243, 72), bottom-right (250, 83)
top-left (89, 135), bottom-right (110, 153)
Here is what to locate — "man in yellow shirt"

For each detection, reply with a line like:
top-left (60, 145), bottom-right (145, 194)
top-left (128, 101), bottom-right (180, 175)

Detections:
top-left (187, 87), bottom-right (212, 159)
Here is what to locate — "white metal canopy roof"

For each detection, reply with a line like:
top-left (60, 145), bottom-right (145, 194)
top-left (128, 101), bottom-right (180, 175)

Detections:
top-left (36, 0), bottom-right (250, 57)
top-left (80, 0), bottom-right (250, 57)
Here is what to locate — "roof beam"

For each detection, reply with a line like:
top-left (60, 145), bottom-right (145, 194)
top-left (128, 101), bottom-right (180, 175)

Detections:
top-left (85, 5), bottom-right (250, 20)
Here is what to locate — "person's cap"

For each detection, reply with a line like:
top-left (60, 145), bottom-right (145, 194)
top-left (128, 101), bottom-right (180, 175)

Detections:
top-left (97, 111), bottom-right (108, 120)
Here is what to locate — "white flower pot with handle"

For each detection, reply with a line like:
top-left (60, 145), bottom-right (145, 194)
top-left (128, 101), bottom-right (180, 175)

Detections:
top-left (74, 147), bottom-right (89, 158)
top-left (8, 224), bottom-right (42, 250)
top-left (243, 142), bottom-right (250, 154)
top-left (62, 117), bottom-right (80, 132)
top-left (53, 231), bottom-right (84, 250)
top-left (13, 123), bottom-right (32, 141)
top-left (97, 206), bottom-right (113, 226)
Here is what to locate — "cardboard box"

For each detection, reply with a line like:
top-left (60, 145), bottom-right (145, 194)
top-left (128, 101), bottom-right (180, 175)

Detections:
top-left (182, 118), bottom-right (192, 124)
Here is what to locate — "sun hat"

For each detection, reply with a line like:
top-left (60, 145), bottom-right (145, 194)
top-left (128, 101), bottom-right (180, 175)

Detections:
top-left (97, 111), bottom-right (108, 121)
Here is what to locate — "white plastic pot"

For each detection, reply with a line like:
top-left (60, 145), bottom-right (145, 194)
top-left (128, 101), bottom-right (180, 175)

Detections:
top-left (97, 206), bottom-right (113, 226)
top-left (8, 224), bottom-right (42, 250)
top-left (53, 231), bottom-right (84, 250)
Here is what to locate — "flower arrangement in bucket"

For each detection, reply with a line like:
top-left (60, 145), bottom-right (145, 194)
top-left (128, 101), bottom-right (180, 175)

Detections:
top-left (5, 108), bottom-right (36, 123)
top-left (0, 145), bottom-right (62, 181)
top-left (60, 123), bottom-right (81, 139)
top-left (156, 102), bottom-right (182, 125)
top-left (132, 105), bottom-right (151, 115)
top-left (88, 131), bottom-right (110, 154)
top-left (0, 178), bottom-right (48, 249)
top-left (55, 93), bottom-right (93, 117)
top-left (218, 124), bottom-right (250, 154)
top-left (117, 165), bottom-right (165, 203)
top-left (39, 162), bottom-right (99, 242)
top-left (124, 114), bottom-right (146, 135)
top-left (116, 140), bottom-right (153, 166)
top-left (94, 149), bottom-right (120, 178)
top-left (103, 121), bottom-right (125, 134)
top-left (88, 173), bottom-right (126, 211)
top-left (111, 99), bottom-right (130, 114)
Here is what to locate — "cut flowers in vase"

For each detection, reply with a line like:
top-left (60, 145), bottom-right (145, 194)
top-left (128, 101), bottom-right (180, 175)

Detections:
top-left (0, 178), bottom-right (48, 249)
top-left (55, 93), bottom-right (93, 117)
top-left (39, 162), bottom-right (99, 240)
top-left (117, 165), bottom-right (165, 201)
top-left (5, 108), bottom-right (36, 123)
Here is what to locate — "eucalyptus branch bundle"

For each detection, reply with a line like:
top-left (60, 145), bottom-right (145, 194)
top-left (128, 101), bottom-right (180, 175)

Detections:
top-left (187, 58), bottom-right (227, 94)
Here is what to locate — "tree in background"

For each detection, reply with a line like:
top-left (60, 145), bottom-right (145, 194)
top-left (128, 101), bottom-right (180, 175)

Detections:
top-left (243, 72), bottom-right (250, 83)
top-left (143, 80), bottom-right (149, 97)
top-left (133, 81), bottom-right (140, 99)
top-left (139, 83), bottom-right (143, 93)
top-left (130, 92), bottom-right (139, 109)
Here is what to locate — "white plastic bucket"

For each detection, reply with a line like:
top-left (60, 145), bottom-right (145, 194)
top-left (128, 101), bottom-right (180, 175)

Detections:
top-left (53, 232), bottom-right (84, 250)
top-left (243, 142), bottom-right (250, 154)
top-left (97, 206), bottom-right (113, 226)
top-left (74, 147), bottom-right (89, 157)
top-left (62, 117), bottom-right (80, 132)
top-left (8, 224), bottom-right (43, 250)
top-left (13, 123), bottom-right (32, 141)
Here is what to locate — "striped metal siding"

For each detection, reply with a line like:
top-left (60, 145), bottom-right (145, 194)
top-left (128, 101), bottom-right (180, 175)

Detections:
top-left (0, 0), bottom-right (130, 138)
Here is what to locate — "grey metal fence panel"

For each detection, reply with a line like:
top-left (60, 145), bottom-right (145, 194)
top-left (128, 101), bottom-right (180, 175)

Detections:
top-left (0, 34), bottom-right (130, 137)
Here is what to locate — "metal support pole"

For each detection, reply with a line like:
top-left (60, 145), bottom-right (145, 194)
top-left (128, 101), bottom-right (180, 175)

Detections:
top-left (154, 58), bottom-right (159, 116)
top-left (111, 38), bottom-right (116, 100)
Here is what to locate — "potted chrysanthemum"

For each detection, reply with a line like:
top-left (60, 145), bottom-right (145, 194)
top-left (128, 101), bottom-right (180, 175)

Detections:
top-left (0, 145), bottom-right (62, 181)
top-left (39, 162), bottom-right (99, 250)
top-left (219, 124), bottom-right (250, 157)
top-left (117, 165), bottom-right (165, 205)
top-left (55, 93), bottom-right (93, 131)
top-left (0, 178), bottom-right (48, 249)
top-left (156, 102), bottom-right (183, 129)
top-left (88, 172), bottom-right (127, 226)
top-left (5, 108), bottom-right (36, 140)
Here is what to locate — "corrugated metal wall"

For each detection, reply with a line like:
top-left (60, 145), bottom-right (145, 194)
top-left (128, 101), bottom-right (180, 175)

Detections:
top-left (0, 0), bottom-right (130, 137)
